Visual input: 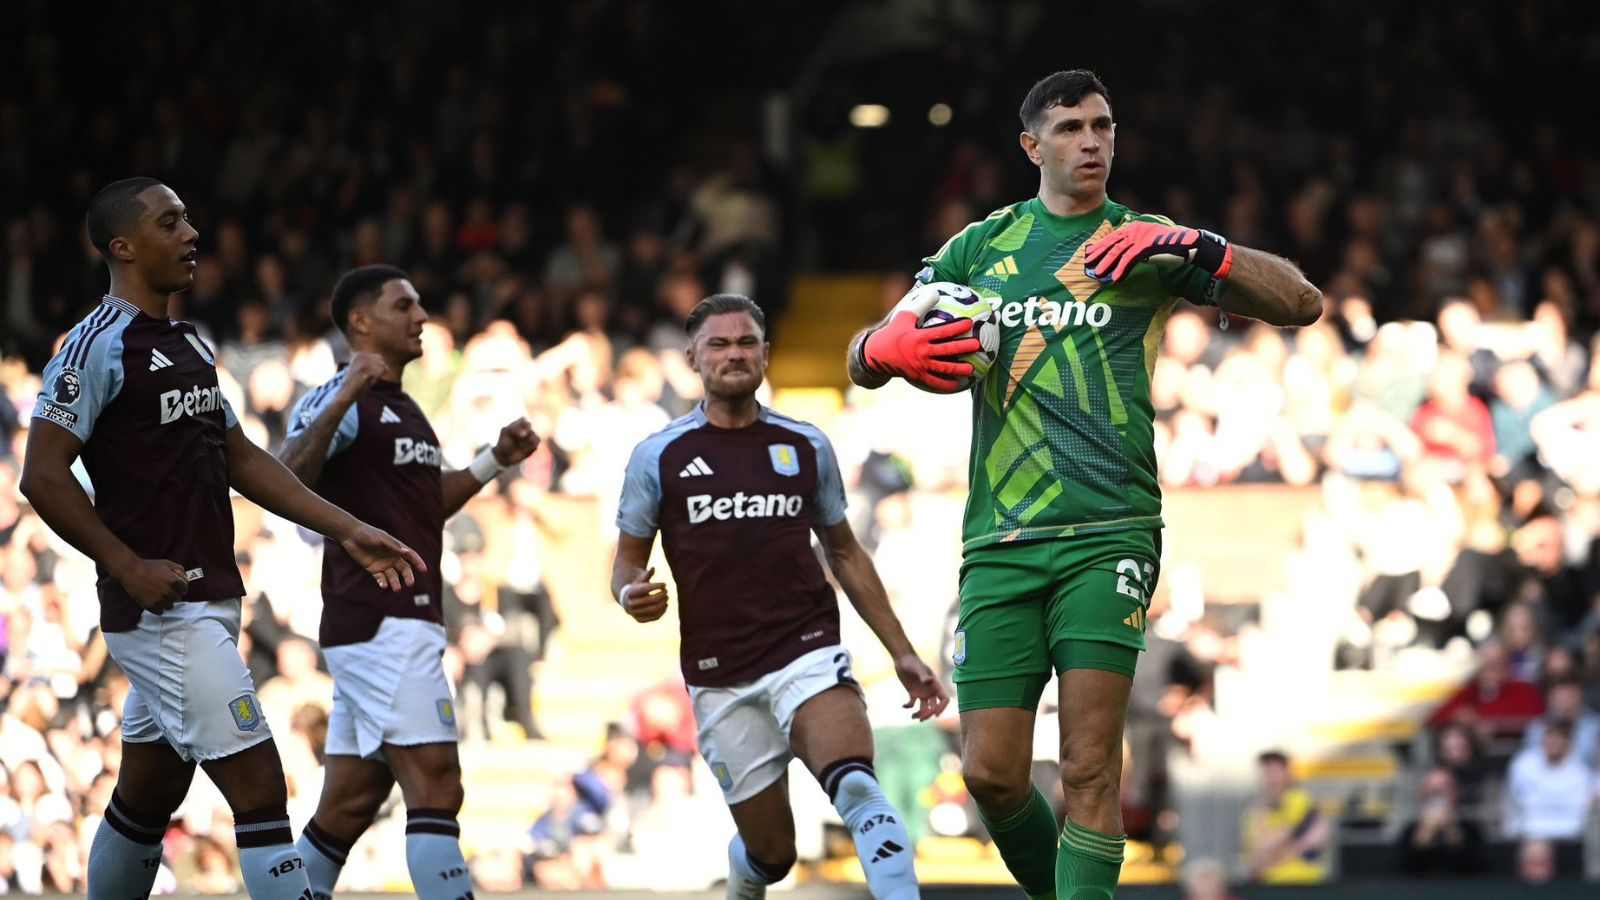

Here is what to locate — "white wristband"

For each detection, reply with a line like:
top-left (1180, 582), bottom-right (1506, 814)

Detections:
top-left (469, 447), bottom-right (507, 484)
top-left (617, 585), bottom-right (632, 608)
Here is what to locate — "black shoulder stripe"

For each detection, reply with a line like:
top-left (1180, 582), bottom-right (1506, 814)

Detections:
top-left (70, 307), bottom-right (128, 369)
top-left (59, 305), bottom-right (113, 370)
top-left (302, 382), bottom-right (331, 410)
top-left (301, 371), bottom-right (348, 413)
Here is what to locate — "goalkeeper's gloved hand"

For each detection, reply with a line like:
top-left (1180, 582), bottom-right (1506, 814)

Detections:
top-left (859, 284), bottom-right (983, 394)
top-left (1083, 221), bottom-right (1234, 285)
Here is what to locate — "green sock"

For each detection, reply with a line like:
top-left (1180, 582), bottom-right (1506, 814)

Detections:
top-left (1057, 818), bottom-right (1125, 900)
top-left (977, 787), bottom-right (1058, 899)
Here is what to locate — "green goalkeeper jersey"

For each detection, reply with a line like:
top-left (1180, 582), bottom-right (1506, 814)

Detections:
top-left (921, 196), bottom-right (1213, 553)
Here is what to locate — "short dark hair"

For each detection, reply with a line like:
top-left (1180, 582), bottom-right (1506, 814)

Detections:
top-left (330, 264), bottom-right (410, 334)
top-left (1258, 750), bottom-right (1290, 768)
top-left (1019, 70), bottom-right (1112, 132)
top-left (1547, 676), bottom-right (1583, 693)
top-left (86, 177), bottom-right (166, 257)
top-left (685, 293), bottom-right (765, 339)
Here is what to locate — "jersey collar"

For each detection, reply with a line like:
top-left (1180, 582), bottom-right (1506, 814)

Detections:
top-left (101, 294), bottom-right (141, 317)
top-left (1027, 196), bottom-right (1111, 237)
top-left (692, 400), bottom-right (768, 430)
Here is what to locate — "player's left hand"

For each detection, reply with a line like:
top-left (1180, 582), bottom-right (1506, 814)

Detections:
top-left (893, 653), bottom-right (950, 721)
top-left (339, 524), bottom-right (428, 592)
top-left (493, 417), bottom-right (541, 467)
top-left (1084, 221), bottom-right (1233, 285)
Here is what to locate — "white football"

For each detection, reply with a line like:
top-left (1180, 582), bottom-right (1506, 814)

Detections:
top-left (915, 282), bottom-right (999, 391)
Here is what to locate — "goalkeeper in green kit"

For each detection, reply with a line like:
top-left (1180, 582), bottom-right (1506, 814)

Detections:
top-left (846, 70), bottom-right (1321, 899)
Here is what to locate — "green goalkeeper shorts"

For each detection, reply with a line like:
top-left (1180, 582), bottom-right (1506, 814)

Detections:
top-left (953, 529), bottom-right (1160, 712)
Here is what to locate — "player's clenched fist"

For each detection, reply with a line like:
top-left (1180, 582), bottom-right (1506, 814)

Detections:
top-left (620, 566), bottom-right (670, 623)
top-left (493, 417), bottom-right (541, 467)
top-left (339, 351), bottom-right (389, 397)
top-left (113, 557), bottom-right (190, 613)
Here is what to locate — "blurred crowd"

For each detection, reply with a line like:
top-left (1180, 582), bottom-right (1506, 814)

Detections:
top-left (2, 0), bottom-right (1600, 893)
top-left (1, 2), bottom-right (794, 376)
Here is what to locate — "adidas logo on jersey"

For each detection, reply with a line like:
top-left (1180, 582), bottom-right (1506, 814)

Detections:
top-left (380, 406), bottom-right (402, 424)
top-left (687, 492), bottom-right (802, 524)
top-left (678, 457), bottom-right (714, 478)
top-left (149, 349), bottom-right (174, 372)
top-left (985, 255), bottom-right (1020, 281)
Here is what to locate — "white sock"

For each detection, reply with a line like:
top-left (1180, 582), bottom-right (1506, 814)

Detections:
top-left (235, 807), bottom-right (312, 899)
top-left (726, 832), bottom-right (788, 900)
top-left (824, 762), bottom-right (919, 900)
top-left (86, 793), bottom-right (166, 900)
top-left (295, 820), bottom-right (353, 900)
top-left (405, 808), bottom-right (472, 899)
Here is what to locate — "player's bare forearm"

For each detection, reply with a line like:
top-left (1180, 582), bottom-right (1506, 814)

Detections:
top-left (18, 424), bottom-right (141, 576)
top-left (440, 469), bottom-right (488, 519)
top-left (611, 532), bottom-right (654, 598)
top-left (441, 419), bottom-right (538, 518)
top-left (1215, 246), bottom-right (1323, 327)
top-left (817, 520), bottom-right (915, 658)
top-left (276, 393), bottom-right (357, 486)
top-left (612, 531), bottom-right (671, 622)
top-left (227, 426), bottom-right (361, 541)
top-left (846, 325), bottom-right (891, 389)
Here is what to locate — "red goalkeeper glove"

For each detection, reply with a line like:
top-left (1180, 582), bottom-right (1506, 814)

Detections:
top-left (858, 284), bottom-right (983, 394)
top-left (1083, 221), bottom-right (1234, 285)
